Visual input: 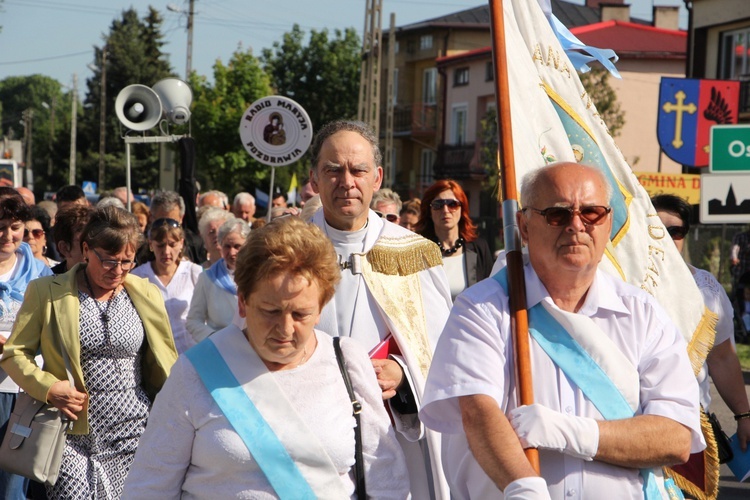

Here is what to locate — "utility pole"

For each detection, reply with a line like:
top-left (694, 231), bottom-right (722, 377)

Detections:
top-left (23, 109), bottom-right (33, 187)
top-left (186, 0), bottom-right (195, 78)
top-left (357, 0), bottom-right (383, 138)
top-left (70, 74), bottom-right (78, 185)
top-left (98, 49), bottom-right (107, 190)
top-left (384, 13), bottom-right (396, 188)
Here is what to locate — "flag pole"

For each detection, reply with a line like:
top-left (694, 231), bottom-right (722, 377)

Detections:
top-left (489, 0), bottom-right (539, 472)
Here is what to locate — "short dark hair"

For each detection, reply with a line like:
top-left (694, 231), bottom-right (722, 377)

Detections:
top-left (29, 205), bottom-right (53, 236)
top-left (310, 120), bottom-right (382, 169)
top-left (55, 185), bottom-right (86, 204)
top-left (80, 206), bottom-right (144, 254)
top-left (651, 194), bottom-right (691, 233)
top-left (0, 196), bottom-right (31, 222)
top-left (53, 205), bottom-right (92, 247)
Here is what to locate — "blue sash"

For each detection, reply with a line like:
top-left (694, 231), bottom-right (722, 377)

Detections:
top-left (494, 268), bottom-right (667, 499)
top-left (185, 340), bottom-right (316, 500)
top-left (205, 258), bottom-right (237, 296)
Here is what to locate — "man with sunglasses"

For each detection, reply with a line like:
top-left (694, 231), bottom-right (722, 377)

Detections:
top-left (421, 163), bottom-right (703, 499)
top-left (652, 194), bottom-right (750, 458)
top-left (309, 120), bottom-right (453, 499)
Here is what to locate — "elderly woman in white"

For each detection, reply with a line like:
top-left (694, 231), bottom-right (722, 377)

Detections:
top-left (186, 217), bottom-right (249, 343)
top-left (123, 217), bottom-right (409, 498)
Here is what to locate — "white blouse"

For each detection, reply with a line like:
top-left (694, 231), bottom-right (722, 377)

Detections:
top-left (131, 260), bottom-right (203, 354)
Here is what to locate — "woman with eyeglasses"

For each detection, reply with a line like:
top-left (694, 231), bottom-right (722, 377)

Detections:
top-left (0, 194), bottom-right (53, 499)
top-left (24, 205), bottom-right (59, 268)
top-left (187, 217), bottom-right (250, 343)
top-left (417, 180), bottom-right (493, 300)
top-left (131, 218), bottom-right (203, 354)
top-left (652, 194), bottom-right (750, 458)
top-left (1, 206), bottom-right (178, 499)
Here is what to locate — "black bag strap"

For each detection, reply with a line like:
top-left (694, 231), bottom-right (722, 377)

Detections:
top-left (333, 337), bottom-right (366, 499)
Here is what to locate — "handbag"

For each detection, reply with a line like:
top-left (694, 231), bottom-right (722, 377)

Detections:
top-left (333, 337), bottom-right (366, 499)
top-left (707, 411), bottom-right (733, 464)
top-left (0, 335), bottom-right (75, 486)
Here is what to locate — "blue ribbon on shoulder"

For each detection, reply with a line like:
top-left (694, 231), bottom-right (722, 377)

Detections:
top-left (205, 258), bottom-right (237, 296)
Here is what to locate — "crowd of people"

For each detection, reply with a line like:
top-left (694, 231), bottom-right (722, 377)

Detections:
top-left (0, 119), bottom-right (747, 499)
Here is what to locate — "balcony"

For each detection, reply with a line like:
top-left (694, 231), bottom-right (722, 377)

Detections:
top-left (741, 80), bottom-right (750, 115)
top-left (388, 103), bottom-right (438, 136)
top-left (433, 143), bottom-right (488, 180)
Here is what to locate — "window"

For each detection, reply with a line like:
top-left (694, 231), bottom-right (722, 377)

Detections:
top-left (421, 149), bottom-right (435, 186)
top-left (451, 104), bottom-right (468, 145)
top-left (485, 61), bottom-right (494, 81)
top-left (386, 148), bottom-right (397, 187)
top-left (720, 28), bottom-right (750, 79)
top-left (395, 41), bottom-right (400, 54)
top-left (420, 35), bottom-right (433, 51)
top-left (423, 68), bottom-right (437, 105)
top-left (454, 67), bottom-right (470, 86)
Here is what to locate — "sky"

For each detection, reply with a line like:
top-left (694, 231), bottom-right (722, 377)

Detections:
top-left (0, 0), bottom-right (688, 93)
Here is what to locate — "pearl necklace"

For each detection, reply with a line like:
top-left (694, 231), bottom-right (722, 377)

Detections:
top-left (439, 236), bottom-right (465, 255)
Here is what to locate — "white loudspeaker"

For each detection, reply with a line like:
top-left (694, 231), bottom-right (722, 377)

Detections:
top-left (115, 84), bottom-right (163, 131)
top-left (152, 78), bottom-right (193, 125)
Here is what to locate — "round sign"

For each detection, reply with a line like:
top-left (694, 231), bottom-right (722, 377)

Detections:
top-left (238, 96), bottom-right (313, 167)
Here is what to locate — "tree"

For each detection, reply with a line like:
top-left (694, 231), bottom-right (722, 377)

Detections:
top-left (580, 67), bottom-right (625, 138)
top-left (78, 7), bottom-right (173, 191)
top-left (189, 48), bottom-right (273, 195)
top-left (262, 25), bottom-right (361, 130)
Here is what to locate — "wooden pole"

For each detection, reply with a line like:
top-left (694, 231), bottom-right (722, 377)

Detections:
top-left (488, 0), bottom-right (539, 472)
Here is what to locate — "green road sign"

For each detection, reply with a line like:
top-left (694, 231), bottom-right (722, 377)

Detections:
top-left (710, 125), bottom-right (750, 173)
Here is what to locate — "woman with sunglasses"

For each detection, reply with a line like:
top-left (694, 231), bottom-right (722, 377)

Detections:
top-left (131, 218), bottom-right (203, 354)
top-left (652, 194), bottom-right (750, 457)
top-left (0, 194), bottom-right (53, 499)
top-left (1, 206), bottom-right (178, 499)
top-left (24, 205), bottom-right (59, 268)
top-left (417, 180), bottom-right (493, 300)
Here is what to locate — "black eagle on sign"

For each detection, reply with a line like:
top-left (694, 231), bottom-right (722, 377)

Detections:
top-left (703, 87), bottom-right (734, 124)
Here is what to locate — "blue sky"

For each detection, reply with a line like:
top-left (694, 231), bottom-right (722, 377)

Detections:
top-left (0, 0), bottom-right (688, 90)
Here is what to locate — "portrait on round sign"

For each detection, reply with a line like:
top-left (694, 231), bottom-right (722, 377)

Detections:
top-left (263, 112), bottom-right (286, 146)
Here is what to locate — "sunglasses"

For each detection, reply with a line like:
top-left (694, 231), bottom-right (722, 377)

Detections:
top-left (430, 199), bottom-right (461, 211)
top-left (666, 225), bottom-right (688, 240)
top-left (149, 218), bottom-right (181, 238)
top-left (374, 211), bottom-right (399, 223)
top-left (23, 228), bottom-right (45, 239)
top-left (524, 205), bottom-right (611, 227)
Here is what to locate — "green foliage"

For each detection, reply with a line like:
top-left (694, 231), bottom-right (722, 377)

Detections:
top-left (579, 67), bottom-right (625, 137)
top-left (78, 7), bottom-right (173, 191)
top-left (478, 106), bottom-right (499, 196)
top-left (189, 49), bottom-right (273, 195)
top-left (736, 344), bottom-right (750, 369)
top-left (261, 24), bottom-right (361, 130)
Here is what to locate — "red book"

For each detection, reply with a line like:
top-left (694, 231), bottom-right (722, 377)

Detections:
top-left (369, 334), bottom-right (401, 359)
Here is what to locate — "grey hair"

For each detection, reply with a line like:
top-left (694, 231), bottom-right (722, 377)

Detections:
top-left (151, 190), bottom-right (186, 218)
top-left (310, 120), bottom-right (382, 169)
top-left (218, 217), bottom-right (250, 244)
top-left (199, 190), bottom-right (229, 208)
top-left (519, 162), bottom-right (613, 210)
top-left (370, 188), bottom-right (402, 212)
top-left (198, 207), bottom-right (234, 238)
top-left (233, 192), bottom-right (255, 208)
top-left (96, 196), bottom-right (125, 210)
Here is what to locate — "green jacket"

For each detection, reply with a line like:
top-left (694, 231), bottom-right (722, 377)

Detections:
top-left (0, 263), bottom-right (178, 434)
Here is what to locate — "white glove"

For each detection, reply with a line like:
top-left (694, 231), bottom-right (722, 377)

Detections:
top-left (503, 477), bottom-right (551, 500)
top-left (509, 404), bottom-right (599, 461)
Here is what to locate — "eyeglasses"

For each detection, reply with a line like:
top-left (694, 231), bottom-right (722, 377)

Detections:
top-left (374, 211), bottom-right (399, 223)
top-left (91, 248), bottom-right (137, 271)
top-left (666, 225), bottom-right (688, 240)
top-left (23, 228), bottom-right (45, 239)
top-left (523, 205), bottom-right (611, 227)
top-left (149, 218), bottom-right (181, 238)
top-left (430, 199), bottom-right (461, 212)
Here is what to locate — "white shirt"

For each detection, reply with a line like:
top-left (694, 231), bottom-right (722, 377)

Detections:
top-left (442, 253), bottom-right (467, 301)
top-left (131, 260), bottom-right (203, 354)
top-left (186, 269), bottom-right (238, 343)
top-left (421, 265), bottom-right (704, 500)
top-left (692, 266), bottom-right (735, 410)
top-left (122, 329), bottom-right (409, 499)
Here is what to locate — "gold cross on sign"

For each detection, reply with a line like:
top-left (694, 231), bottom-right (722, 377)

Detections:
top-left (662, 90), bottom-right (697, 148)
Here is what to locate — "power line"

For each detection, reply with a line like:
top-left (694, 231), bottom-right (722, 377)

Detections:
top-left (0, 50), bottom-right (91, 66)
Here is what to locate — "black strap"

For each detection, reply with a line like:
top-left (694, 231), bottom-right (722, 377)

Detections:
top-left (333, 337), bottom-right (366, 499)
